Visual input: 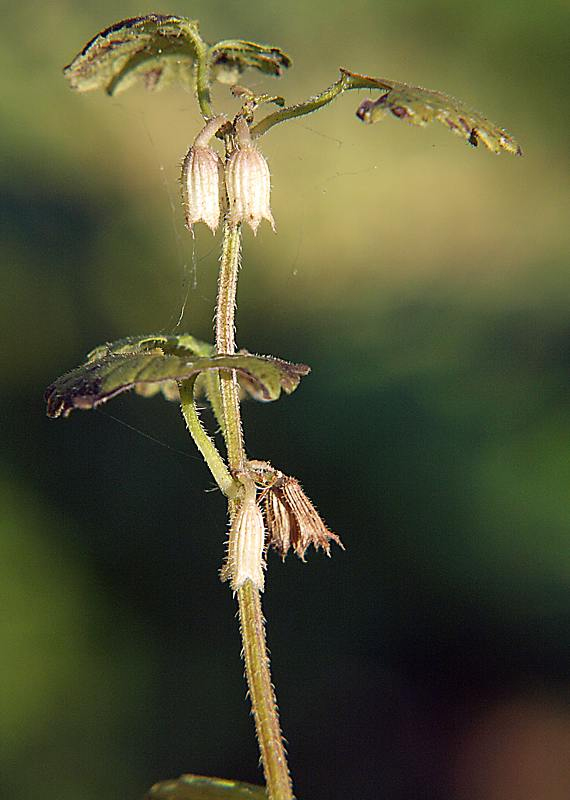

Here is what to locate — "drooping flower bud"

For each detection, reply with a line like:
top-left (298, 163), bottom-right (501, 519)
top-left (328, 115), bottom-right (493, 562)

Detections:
top-left (226, 118), bottom-right (275, 234)
top-left (221, 478), bottom-right (266, 592)
top-left (181, 115), bottom-right (226, 234)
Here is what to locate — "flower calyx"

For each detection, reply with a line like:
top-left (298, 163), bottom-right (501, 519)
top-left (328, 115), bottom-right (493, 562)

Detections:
top-left (181, 115), bottom-right (227, 234)
top-left (221, 474), bottom-right (266, 592)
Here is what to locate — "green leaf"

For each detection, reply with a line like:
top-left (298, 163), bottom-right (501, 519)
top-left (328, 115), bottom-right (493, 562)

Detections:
top-left (345, 70), bottom-right (522, 155)
top-left (85, 334), bottom-right (217, 404)
top-left (45, 334), bottom-right (310, 418)
top-left (146, 773), bottom-right (267, 799)
top-left (209, 40), bottom-right (291, 85)
top-left (63, 14), bottom-right (205, 95)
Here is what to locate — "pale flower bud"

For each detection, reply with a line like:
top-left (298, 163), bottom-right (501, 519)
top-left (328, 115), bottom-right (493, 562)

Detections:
top-left (226, 118), bottom-right (275, 234)
top-left (181, 116), bottom-right (226, 233)
top-left (222, 479), bottom-right (266, 592)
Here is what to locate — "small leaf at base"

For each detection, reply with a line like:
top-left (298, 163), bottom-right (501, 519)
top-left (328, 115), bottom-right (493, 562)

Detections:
top-left (146, 773), bottom-right (267, 799)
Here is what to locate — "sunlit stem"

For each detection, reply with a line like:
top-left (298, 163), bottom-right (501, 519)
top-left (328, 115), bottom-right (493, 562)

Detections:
top-left (179, 378), bottom-right (238, 499)
top-left (216, 219), bottom-right (294, 800)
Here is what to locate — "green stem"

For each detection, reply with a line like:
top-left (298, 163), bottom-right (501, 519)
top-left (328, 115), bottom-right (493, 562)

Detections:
top-left (216, 220), bottom-right (294, 800)
top-left (179, 379), bottom-right (238, 499)
top-left (195, 52), bottom-right (213, 119)
top-left (204, 371), bottom-right (226, 434)
top-left (180, 20), bottom-right (213, 119)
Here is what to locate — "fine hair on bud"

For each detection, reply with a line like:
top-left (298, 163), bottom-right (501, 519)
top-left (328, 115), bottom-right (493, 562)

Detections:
top-left (222, 479), bottom-right (266, 592)
top-left (226, 117), bottom-right (275, 234)
top-left (181, 115), bottom-right (226, 234)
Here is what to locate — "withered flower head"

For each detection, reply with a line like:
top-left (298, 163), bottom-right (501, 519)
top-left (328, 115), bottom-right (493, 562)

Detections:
top-left (221, 478), bottom-right (266, 592)
top-left (249, 461), bottom-right (343, 561)
top-left (226, 117), bottom-right (275, 234)
top-left (181, 115), bottom-right (226, 233)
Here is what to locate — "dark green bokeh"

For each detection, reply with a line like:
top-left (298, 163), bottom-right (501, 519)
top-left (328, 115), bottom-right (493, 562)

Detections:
top-left (2, 2), bottom-right (569, 799)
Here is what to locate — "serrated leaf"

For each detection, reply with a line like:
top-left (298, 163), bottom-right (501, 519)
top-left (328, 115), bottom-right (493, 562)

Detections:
top-left (146, 773), bottom-right (267, 799)
top-left (45, 334), bottom-right (309, 418)
top-left (64, 14), bottom-right (204, 95)
top-left (210, 40), bottom-right (291, 85)
top-left (345, 70), bottom-right (521, 155)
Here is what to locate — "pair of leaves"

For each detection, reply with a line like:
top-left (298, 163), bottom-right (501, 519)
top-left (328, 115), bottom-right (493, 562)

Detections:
top-left (146, 774), bottom-right (266, 799)
top-left (64, 14), bottom-right (291, 95)
top-left (45, 334), bottom-right (309, 419)
top-left (65, 15), bottom-right (521, 157)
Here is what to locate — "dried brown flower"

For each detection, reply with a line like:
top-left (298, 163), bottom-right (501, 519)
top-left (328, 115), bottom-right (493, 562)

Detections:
top-left (249, 461), bottom-right (343, 561)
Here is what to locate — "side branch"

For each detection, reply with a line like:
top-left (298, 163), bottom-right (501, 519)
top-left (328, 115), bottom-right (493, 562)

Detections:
top-left (179, 378), bottom-right (238, 498)
top-left (251, 72), bottom-right (349, 138)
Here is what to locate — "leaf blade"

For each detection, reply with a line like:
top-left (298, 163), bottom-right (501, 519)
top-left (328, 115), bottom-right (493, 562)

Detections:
top-left (344, 70), bottom-right (522, 155)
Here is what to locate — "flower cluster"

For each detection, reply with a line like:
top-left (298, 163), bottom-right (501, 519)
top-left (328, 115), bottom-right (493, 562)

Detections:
top-left (182, 115), bottom-right (274, 235)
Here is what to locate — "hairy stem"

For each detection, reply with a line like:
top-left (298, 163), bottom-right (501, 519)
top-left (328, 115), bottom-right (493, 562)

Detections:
top-left (216, 221), bottom-right (245, 469)
top-left (216, 220), bottom-right (294, 800)
top-left (239, 581), bottom-right (292, 799)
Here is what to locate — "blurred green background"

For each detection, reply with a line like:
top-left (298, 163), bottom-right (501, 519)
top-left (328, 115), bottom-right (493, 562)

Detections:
top-left (2, 2), bottom-right (570, 798)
